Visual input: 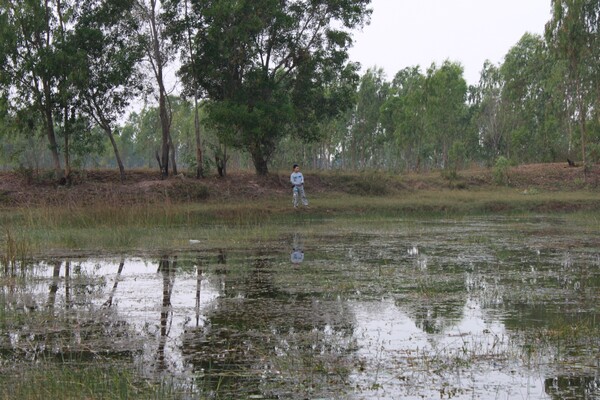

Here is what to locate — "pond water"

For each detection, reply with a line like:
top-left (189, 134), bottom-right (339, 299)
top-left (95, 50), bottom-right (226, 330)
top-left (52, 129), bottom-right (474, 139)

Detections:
top-left (1, 216), bottom-right (600, 399)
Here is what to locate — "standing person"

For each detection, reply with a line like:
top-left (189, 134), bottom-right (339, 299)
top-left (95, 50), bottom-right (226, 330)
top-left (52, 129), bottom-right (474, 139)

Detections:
top-left (290, 164), bottom-right (309, 208)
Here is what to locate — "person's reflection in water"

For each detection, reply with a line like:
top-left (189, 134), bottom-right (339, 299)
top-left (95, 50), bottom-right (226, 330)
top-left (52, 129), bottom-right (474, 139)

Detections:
top-left (291, 233), bottom-right (304, 264)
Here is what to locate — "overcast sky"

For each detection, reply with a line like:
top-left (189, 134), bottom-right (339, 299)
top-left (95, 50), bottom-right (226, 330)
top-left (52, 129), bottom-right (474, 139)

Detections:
top-left (348, 0), bottom-right (552, 85)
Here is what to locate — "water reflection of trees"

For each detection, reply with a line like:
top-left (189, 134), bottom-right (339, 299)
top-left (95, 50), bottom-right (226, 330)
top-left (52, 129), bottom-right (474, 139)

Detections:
top-left (544, 375), bottom-right (600, 400)
top-left (2, 238), bottom-right (598, 399)
top-left (156, 255), bottom-right (176, 371)
top-left (103, 259), bottom-right (125, 307)
top-left (181, 250), bottom-right (358, 399)
top-left (0, 259), bottom-right (141, 362)
top-left (465, 248), bottom-right (600, 399)
top-left (393, 260), bottom-right (467, 335)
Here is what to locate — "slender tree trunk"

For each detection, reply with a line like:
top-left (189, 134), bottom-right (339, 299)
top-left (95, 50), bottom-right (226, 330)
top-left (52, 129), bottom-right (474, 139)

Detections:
top-left (184, 0), bottom-right (204, 179)
top-left (576, 79), bottom-right (585, 163)
top-left (169, 131), bottom-right (177, 175)
top-left (104, 126), bottom-right (126, 182)
top-left (216, 144), bottom-right (228, 177)
top-left (157, 255), bottom-right (175, 370)
top-left (63, 107), bottom-right (71, 184)
top-left (42, 89), bottom-right (63, 182)
top-left (147, 0), bottom-right (170, 179)
top-left (158, 86), bottom-right (170, 178)
top-left (104, 259), bottom-right (125, 307)
top-left (194, 99), bottom-right (204, 178)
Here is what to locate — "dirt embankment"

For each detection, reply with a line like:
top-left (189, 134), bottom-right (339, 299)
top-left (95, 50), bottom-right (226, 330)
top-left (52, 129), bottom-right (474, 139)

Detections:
top-left (0, 162), bottom-right (598, 207)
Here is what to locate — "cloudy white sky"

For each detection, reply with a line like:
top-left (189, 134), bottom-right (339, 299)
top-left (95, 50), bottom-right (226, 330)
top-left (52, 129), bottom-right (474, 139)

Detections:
top-left (348, 0), bottom-right (552, 85)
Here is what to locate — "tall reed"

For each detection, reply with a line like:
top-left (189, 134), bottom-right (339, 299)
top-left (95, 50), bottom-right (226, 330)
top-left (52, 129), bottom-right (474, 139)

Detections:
top-left (1, 227), bottom-right (30, 274)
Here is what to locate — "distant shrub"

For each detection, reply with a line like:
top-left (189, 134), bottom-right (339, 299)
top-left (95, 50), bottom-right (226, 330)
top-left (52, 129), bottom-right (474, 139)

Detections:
top-left (169, 181), bottom-right (210, 201)
top-left (327, 172), bottom-right (391, 195)
top-left (350, 179), bottom-right (389, 196)
top-left (448, 141), bottom-right (466, 172)
top-left (493, 156), bottom-right (510, 185)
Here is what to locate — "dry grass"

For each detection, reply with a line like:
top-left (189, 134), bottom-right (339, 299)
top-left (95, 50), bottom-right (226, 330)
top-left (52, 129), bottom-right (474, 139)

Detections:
top-left (0, 162), bottom-right (599, 208)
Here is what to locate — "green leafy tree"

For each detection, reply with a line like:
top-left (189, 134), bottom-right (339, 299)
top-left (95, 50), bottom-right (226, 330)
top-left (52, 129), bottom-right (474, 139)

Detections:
top-left (501, 33), bottom-right (564, 163)
top-left (70, 0), bottom-right (144, 181)
top-left (176, 0), bottom-right (371, 175)
top-left (0, 102), bottom-right (48, 171)
top-left (424, 61), bottom-right (468, 169)
top-left (349, 67), bottom-right (389, 169)
top-left (0, 0), bottom-right (79, 181)
top-left (131, 106), bottom-right (162, 168)
top-left (136, 0), bottom-right (177, 178)
top-left (163, 0), bottom-right (206, 178)
top-left (546, 0), bottom-right (600, 170)
top-left (382, 66), bottom-right (427, 171)
top-left (470, 60), bottom-right (505, 162)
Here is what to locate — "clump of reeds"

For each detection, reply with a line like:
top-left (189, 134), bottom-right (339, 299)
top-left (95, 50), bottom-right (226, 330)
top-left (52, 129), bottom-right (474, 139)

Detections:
top-left (1, 227), bottom-right (30, 274)
top-left (0, 363), bottom-right (188, 399)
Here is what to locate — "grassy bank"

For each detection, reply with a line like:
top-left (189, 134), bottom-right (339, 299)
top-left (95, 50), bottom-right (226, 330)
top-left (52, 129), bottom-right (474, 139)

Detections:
top-left (2, 186), bottom-right (600, 256)
top-left (1, 167), bottom-right (600, 399)
top-left (0, 164), bottom-right (599, 255)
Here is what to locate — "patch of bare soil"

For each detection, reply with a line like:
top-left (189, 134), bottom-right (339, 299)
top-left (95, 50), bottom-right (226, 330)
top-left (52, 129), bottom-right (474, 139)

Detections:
top-left (0, 162), bottom-right (598, 207)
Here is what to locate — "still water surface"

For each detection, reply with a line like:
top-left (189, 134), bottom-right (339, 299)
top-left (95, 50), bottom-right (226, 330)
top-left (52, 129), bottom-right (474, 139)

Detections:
top-left (2, 216), bottom-right (599, 399)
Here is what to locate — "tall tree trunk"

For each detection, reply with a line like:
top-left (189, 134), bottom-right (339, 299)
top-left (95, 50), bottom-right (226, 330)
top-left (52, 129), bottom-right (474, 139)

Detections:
top-left (158, 82), bottom-right (170, 178)
top-left (147, 0), bottom-right (171, 179)
top-left (184, 0), bottom-right (204, 179)
top-left (169, 131), bottom-right (177, 175)
top-left (104, 126), bottom-right (126, 182)
top-left (194, 99), bottom-right (204, 178)
top-left (42, 92), bottom-right (63, 182)
top-left (251, 150), bottom-right (269, 176)
top-left (215, 144), bottom-right (228, 177)
top-left (63, 106), bottom-right (71, 184)
top-left (579, 96), bottom-right (587, 179)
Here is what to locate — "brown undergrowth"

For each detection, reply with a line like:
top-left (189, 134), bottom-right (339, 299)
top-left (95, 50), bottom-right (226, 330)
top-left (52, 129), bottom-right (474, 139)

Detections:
top-left (0, 162), bottom-right (598, 207)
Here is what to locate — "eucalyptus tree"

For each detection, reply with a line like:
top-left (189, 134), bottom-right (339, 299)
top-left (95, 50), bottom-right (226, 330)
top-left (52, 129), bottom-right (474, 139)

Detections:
top-left (0, 101), bottom-right (48, 170)
top-left (349, 67), bottom-right (389, 169)
top-left (163, 0), bottom-right (205, 178)
top-left (546, 0), bottom-right (600, 169)
top-left (130, 106), bottom-right (162, 168)
top-left (0, 0), bottom-right (78, 181)
top-left (176, 0), bottom-right (371, 175)
top-left (424, 61), bottom-right (468, 169)
top-left (70, 0), bottom-right (144, 181)
top-left (135, 0), bottom-right (177, 178)
top-left (470, 60), bottom-right (505, 162)
top-left (501, 33), bottom-right (564, 163)
top-left (381, 66), bottom-right (428, 171)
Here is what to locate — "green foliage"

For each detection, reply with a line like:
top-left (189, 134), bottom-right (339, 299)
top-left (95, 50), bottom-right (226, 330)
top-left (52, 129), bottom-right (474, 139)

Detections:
top-left (0, 1), bottom-right (599, 176)
top-left (448, 141), bottom-right (467, 172)
top-left (493, 156), bottom-right (511, 185)
top-left (426, 61), bottom-right (469, 166)
top-left (546, 0), bottom-right (599, 167)
top-left (346, 67), bottom-right (390, 169)
top-left (383, 66), bottom-right (427, 171)
top-left (500, 33), bottom-right (564, 163)
top-left (174, 0), bottom-right (371, 175)
top-left (472, 61), bottom-right (506, 162)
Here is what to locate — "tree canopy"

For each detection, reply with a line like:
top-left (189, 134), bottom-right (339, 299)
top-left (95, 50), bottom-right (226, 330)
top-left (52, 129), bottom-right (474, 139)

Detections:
top-left (172, 0), bottom-right (371, 175)
top-left (1, 0), bottom-right (600, 178)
